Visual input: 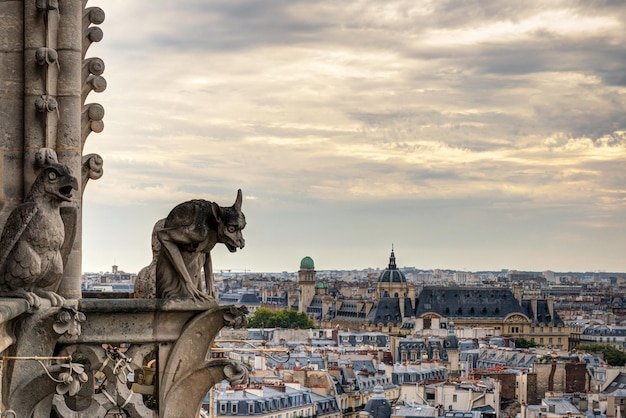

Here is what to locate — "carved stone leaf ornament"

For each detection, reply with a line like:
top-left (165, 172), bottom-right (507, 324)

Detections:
top-left (53, 306), bottom-right (86, 337)
top-left (224, 305), bottom-right (249, 328)
top-left (56, 363), bottom-right (88, 396)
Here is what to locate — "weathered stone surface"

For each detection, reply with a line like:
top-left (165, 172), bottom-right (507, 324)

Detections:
top-left (1, 304), bottom-right (82, 417)
top-left (159, 305), bottom-right (249, 418)
top-left (56, 49), bottom-right (82, 96)
top-left (156, 189), bottom-right (246, 302)
top-left (80, 153), bottom-right (103, 193)
top-left (0, 298), bottom-right (29, 352)
top-left (0, 86), bottom-right (23, 147)
top-left (0, 162), bottom-right (78, 309)
top-left (133, 218), bottom-right (165, 299)
top-left (0, 1), bottom-right (24, 52)
top-left (55, 96), bottom-right (82, 149)
top-left (0, 148), bottom-right (25, 217)
top-left (57, 0), bottom-right (82, 51)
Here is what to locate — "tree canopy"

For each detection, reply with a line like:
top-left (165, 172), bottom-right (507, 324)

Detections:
top-left (577, 344), bottom-right (626, 366)
top-left (247, 308), bottom-right (316, 329)
top-left (514, 338), bottom-right (537, 348)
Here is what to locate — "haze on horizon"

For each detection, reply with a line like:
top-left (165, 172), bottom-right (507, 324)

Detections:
top-left (82, 0), bottom-right (626, 275)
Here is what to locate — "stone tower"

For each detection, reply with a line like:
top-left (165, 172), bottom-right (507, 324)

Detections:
top-left (0, 0), bottom-right (105, 299)
top-left (298, 256), bottom-right (316, 313)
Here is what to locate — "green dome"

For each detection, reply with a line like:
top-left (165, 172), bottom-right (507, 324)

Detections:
top-left (300, 256), bottom-right (315, 269)
top-left (315, 281), bottom-right (327, 289)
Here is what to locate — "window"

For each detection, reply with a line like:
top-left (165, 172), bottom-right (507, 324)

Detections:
top-left (248, 403), bottom-right (254, 414)
top-left (231, 403), bottom-right (238, 414)
top-left (220, 403), bottom-right (227, 415)
top-left (453, 395), bottom-right (457, 402)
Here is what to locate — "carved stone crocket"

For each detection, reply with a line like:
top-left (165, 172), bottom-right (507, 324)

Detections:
top-left (0, 163), bottom-right (78, 309)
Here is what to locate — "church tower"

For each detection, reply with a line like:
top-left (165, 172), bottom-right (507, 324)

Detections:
top-left (298, 256), bottom-right (316, 313)
top-left (376, 246), bottom-right (409, 299)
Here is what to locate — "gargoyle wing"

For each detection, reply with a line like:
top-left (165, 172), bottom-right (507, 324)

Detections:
top-left (0, 202), bottom-right (38, 286)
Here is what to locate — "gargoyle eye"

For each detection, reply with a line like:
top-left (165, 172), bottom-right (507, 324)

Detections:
top-left (227, 225), bottom-right (237, 233)
top-left (48, 171), bottom-right (57, 181)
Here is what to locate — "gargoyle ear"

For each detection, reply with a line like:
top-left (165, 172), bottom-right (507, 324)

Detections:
top-left (234, 189), bottom-right (243, 210)
top-left (211, 202), bottom-right (222, 222)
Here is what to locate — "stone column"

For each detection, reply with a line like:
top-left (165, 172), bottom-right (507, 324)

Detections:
top-left (1, 0), bottom-right (106, 299)
top-left (55, 0), bottom-right (84, 299)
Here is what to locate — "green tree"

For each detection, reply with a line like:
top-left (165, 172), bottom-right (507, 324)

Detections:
top-left (577, 344), bottom-right (626, 366)
top-left (515, 338), bottom-right (537, 348)
top-left (247, 308), bottom-right (316, 329)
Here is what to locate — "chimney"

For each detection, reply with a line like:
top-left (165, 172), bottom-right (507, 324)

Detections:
top-left (513, 285), bottom-right (523, 305)
top-left (547, 297), bottom-right (554, 320)
top-left (531, 298), bottom-right (538, 320)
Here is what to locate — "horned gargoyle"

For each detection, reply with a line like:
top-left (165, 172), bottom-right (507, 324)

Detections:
top-left (0, 162), bottom-right (78, 309)
top-left (156, 189), bottom-right (246, 302)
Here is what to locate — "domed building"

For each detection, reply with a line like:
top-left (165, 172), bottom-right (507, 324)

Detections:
top-left (375, 247), bottom-right (412, 299)
top-left (364, 248), bottom-right (416, 329)
top-left (297, 256), bottom-right (316, 314)
top-left (296, 256), bottom-right (334, 323)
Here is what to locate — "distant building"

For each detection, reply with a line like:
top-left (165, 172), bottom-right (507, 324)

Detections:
top-left (206, 382), bottom-right (340, 418)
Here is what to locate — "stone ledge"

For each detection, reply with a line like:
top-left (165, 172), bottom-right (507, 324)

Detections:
top-left (0, 298), bottom-right (29, 353)
top-left (0, 298), bottom-right (29, 323)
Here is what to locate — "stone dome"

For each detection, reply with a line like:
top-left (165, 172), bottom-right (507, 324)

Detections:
top-left (300, 256), bottom-right (315, 269)
top-left (377, 249), bottom-right (406, 283)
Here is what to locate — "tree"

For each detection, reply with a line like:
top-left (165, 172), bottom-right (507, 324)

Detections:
top-left (577, 344), bottom-right (626, 366)
top-left (247, 308), bottom-right (316, 329)
top-left (514, 338), bottom-right (537, 348)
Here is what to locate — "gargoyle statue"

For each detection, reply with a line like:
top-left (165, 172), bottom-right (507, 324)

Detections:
top-left (156, 189), bottom-right (246, 302)
top-left (0, 162), bottom-right (78, 309)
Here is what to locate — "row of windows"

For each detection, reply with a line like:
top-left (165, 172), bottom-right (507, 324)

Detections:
top-left (508, 327), bottom-right (565, 333)
top-left (582, 336), bottom-right (626, 343)
top-left (340, 336), bottom-right (387, 343)
top-left (219, 403), bottom-right (313, 416)
top-left (530, 337), bottom-right (562, 344)
top-left (218, 394), bottom-right (311, 415)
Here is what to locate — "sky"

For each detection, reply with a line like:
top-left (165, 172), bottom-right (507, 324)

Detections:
top-left (81, 0), bottom-right (626, 275)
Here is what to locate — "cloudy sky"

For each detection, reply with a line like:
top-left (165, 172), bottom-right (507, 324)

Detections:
top-left (82, 0), bottom-right (626, 274)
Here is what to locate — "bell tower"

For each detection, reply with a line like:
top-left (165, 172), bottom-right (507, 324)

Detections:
top-left (298, 256), bottom-right (316, 313)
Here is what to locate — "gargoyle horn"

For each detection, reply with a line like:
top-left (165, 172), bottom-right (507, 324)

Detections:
top-left (234, 189), bottom-right (242, 210)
